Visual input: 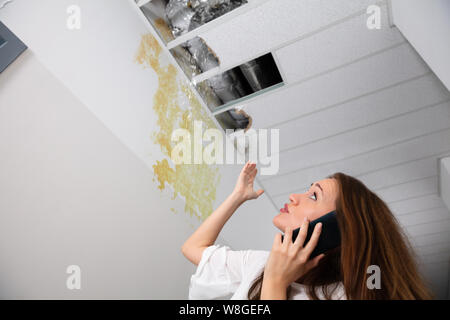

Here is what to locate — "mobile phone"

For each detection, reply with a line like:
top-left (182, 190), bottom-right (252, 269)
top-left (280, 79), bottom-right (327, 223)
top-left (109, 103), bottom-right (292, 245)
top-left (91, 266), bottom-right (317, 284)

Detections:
top-left (281, 210), bottom-right (341, 258)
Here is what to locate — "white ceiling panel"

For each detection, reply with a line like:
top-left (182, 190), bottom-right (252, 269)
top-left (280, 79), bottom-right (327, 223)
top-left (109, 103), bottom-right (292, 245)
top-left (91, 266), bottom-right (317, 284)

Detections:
top-left (359, 156), bottom-right (441, 191)
top-left (417, 251), bottom-right (450, 264)
top-left (246, 43), bottom-right (429, 129)
top-left (261, 128), bottom-right (450, 195)
top-left (390, 194), bottom-right (445, 216)
top-left (268, 152), bottom-right (446, 201)
top-left (199, 0), bottom-right (382, 74)
top-left (397, 207), bottom-right (450, 227)
top-left (275, 76), bottom-right (450, 153)
top-left (415, 242), bottom-right (450, 256)
top-left (275, 3), bottom-right (403, 84)
top-left (412, 231), bottom-right (450, 248)
top-left (375, 176), bottom-right (438, 203)
top-left (404, 219), bottom-right (450, 237)
top-left (272, 176), bottom-right (439, 209)
top-left (269, 101), bottom-right (450, 178)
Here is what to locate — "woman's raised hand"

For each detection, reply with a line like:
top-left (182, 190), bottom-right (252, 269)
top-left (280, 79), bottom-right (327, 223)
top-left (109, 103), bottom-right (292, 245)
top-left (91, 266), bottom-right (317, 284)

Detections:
top-left (232, 161), bottom-right (265, 202)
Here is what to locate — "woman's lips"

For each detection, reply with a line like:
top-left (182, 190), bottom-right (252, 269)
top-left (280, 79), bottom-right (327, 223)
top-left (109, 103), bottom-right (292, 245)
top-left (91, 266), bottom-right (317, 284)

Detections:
top-left (280, 203), bottom-right (289, 213)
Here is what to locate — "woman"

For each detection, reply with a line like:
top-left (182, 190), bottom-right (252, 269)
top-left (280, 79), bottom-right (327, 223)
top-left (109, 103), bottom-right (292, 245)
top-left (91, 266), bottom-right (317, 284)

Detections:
top-left (181, 161), bottom-right (433, 300)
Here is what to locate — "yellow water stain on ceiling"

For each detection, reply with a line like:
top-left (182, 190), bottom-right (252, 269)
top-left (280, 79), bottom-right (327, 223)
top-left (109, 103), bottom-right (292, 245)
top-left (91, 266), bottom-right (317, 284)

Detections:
top-left (135, 34), bottom-right (221, 221)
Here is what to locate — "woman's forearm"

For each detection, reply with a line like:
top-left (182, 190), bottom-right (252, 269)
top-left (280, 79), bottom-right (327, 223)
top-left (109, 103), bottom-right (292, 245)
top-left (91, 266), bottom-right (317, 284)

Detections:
top-left (181, 191), bottom-right (245, 265)
top-left (181, 161), bottom-right (262, 265)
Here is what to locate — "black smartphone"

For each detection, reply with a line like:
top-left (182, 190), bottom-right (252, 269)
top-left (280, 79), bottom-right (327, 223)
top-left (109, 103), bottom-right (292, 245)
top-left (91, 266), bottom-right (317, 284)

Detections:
top-left (281, 210), bottom-right (341, 258)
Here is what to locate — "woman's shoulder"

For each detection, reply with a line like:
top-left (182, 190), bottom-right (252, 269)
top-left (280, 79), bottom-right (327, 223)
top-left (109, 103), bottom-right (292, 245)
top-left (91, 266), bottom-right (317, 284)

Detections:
top-left (245, 249), bottom-right (271, 267)
top-left (200, 245), bottom-right (270, 274)
top-left (217, 247), bottom-right (270, 281)
top-left (245, 248), bottom-right (270, 260)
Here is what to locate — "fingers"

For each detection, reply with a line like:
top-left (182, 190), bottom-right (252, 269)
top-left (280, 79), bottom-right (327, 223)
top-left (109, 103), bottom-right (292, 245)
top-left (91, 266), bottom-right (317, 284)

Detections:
top-left (255, 189), bottom-right (264, 197)
top-left (311, 253), bottom-right (325, 266)
top-left (282, 227), bottom-right (293, 248)
top-left (303, 222), bottom-right (323, 257)
top-left (315, 253), bottom-right (326, 265)
top-left (245, 161), bottom-right (258, 183)
top-left (272, 232), bottom-right (282, 248)
top-left (242, 160), bottom-right (251, 173)
top-left (249, 168), bottom-right (257, 183)
top-left (304, 253), bottom-right (325, 272)
top-left (249, 164), bottom-right (257, 178)
top-left (243, 160), bottom-right (256, 173)
top-left (249, 188), bottom-right (264, 200)
top-left (293, 217), bottom-right (309, 247)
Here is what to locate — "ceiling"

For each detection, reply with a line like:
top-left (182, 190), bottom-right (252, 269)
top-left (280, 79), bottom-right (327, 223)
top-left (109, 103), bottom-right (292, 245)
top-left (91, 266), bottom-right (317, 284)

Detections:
top-left (187, 0), bottom-right (450, 297)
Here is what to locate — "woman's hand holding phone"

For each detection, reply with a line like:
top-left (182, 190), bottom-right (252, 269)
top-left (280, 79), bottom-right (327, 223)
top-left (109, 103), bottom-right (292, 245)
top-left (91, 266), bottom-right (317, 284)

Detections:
top-left (262, 217), bottom-right (325, 297)
top-left (232, 161), bottom-right (264, 202)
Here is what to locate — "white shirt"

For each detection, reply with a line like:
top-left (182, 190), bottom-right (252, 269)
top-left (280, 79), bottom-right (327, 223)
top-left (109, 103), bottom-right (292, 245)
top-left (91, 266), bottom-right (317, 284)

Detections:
top-left (188, 244), bottom-right (346, 300)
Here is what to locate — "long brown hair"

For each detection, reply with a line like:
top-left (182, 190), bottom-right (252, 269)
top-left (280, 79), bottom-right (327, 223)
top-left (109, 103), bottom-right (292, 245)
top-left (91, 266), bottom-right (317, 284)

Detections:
top-left (248, 172), bottom-right (433, 300)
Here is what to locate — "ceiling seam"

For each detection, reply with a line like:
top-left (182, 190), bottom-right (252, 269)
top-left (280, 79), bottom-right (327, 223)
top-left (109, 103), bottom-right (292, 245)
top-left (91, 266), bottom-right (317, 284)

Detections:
top-left (266, 69), bottom-right (430, 129)
top-left (265, 149), bottom-right (450, 190)
top-left (402, 218), bottom-right (450, 230)
top-left (388, 192), bottom-right (440, 205)
top-left (404, 217), bottom-right (450, 229)
top-left (418, 249), bottom-right (450, 257)
top-left (271, 175), bottom-right (437, 200)
top-left (372, 174), bottom-right (437, 191)
top-left (276, 98), bottom-right (450, 155)
top-left (413, 229), bottom-right (450, 239)
top-left (261, 127), bottom-right (450, 181)
top-left (418, 260), bottom-right (449, 265)
top-left (396, 206), bottom-right (446, 217)
top-left (354, 150), bottom-right (450, 178)
top-left (415, 241), bottom-right (450, 249)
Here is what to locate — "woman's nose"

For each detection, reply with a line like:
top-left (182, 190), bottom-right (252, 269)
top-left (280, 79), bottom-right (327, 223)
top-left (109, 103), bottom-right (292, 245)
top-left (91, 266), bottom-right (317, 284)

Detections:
top-left (289, 194), bottom-right (299, 205)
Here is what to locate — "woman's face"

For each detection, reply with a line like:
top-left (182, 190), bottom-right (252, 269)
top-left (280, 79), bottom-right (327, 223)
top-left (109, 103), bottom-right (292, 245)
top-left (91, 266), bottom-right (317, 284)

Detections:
top-left (273, 178), bottom-right (339, 232)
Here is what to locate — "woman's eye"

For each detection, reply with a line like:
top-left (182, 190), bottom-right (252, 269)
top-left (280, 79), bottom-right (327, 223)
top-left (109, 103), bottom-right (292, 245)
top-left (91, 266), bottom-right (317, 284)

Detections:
top-left (310, 192), bottom-right (317, 201)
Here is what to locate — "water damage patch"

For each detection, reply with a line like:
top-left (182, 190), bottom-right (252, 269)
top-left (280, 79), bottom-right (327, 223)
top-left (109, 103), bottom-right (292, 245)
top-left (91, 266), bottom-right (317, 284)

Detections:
top-left (135, 34), bottom-right (221, 221)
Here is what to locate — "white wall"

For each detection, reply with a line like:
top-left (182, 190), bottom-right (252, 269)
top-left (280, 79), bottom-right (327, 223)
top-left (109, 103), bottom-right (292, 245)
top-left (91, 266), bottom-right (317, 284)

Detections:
top-left (0, 50), bottom-right (201, 298)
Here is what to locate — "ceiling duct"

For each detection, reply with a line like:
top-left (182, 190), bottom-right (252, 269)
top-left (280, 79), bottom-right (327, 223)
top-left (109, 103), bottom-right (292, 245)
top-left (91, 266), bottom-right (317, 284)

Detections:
top-left (164, 0), bottom-right (252, 130)
top-left (142, 1), bottom-right (281, 131)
